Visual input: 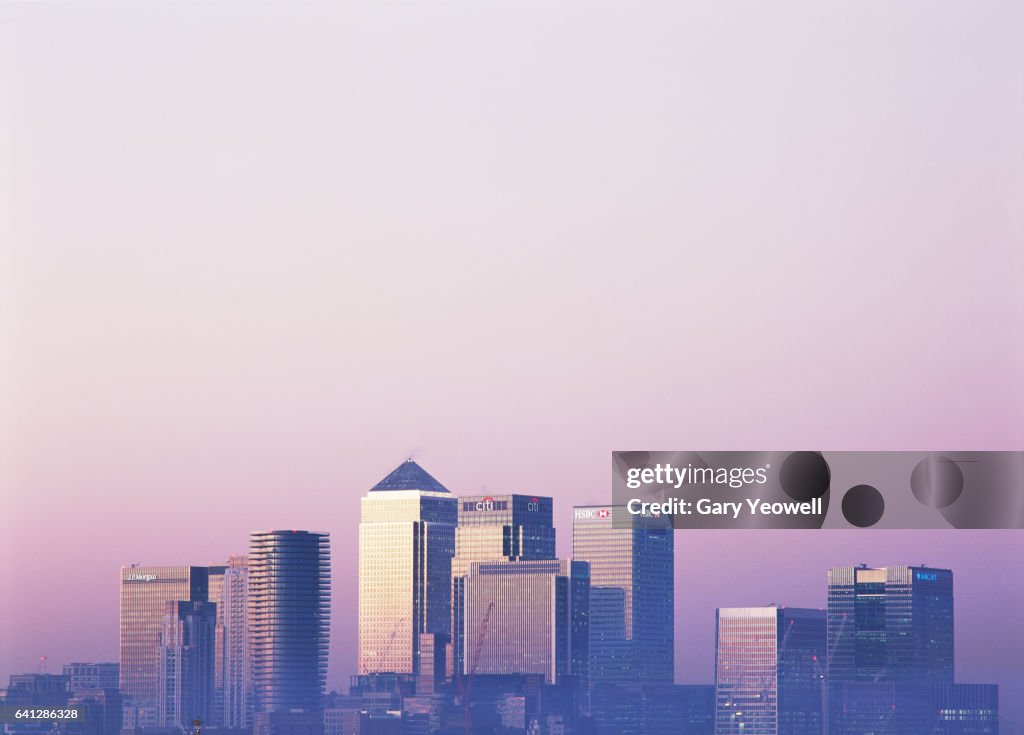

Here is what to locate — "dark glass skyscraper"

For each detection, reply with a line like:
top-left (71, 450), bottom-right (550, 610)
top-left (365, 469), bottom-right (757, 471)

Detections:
top-left (827, 565), bottom-right (954, 683)
top-left (452, 494), bottom-right (556, 675)
top-left (571, 506), bottom-right (673, 683)
top-left (249, 531), bottom-right (331, 714)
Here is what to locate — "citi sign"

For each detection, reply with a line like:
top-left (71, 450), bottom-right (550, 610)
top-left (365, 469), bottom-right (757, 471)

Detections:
top-left (475, 497), bottom-right (497, 511)
top-left (574, 508), bottom-right (611, 520)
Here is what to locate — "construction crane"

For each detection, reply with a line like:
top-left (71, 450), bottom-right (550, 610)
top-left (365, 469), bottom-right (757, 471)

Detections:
top-left (457, 601), bottom-right (494, 735)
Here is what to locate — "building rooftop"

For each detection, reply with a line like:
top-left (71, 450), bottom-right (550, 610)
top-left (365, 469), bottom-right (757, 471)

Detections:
top-left (371, 459), bottom-right (450, 493)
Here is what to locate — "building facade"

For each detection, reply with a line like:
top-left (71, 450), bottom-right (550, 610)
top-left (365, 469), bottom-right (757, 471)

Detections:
top-left (464, 559), bottom-right (589, 684)
top-left (157, 600), bottom-right (217, 728)
top-left (249, 531), bottom-right (331, 714)
top-left (119, 566), bottom-right (209, 709)
top-left (714, 607), bottom-right (826, 735)
top-left (827, 565), bottom-right (954, 683)
top-left (209, 555), bottom-right (251, 727)
top-left (357, 460), bottom-right (458, 676)
top-left (571, 506), bottom-right (674, 683)
top-left (451, 494), bottom-right (556, 675)
top-left (62, 664), bottom-right (119, 692)
top-left (827, 682), bottom-right (998, 735)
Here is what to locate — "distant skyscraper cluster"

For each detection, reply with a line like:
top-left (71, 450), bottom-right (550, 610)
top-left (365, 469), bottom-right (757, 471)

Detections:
top-left (112, 532), bottom-right (330, 735)
top-left (0, 459), bottom-right (1009, 735)
top-left (712, 565), bottom-right (997, 735)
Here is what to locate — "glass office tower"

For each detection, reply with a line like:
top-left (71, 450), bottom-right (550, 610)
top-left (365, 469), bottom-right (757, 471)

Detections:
top-left (827, 565), bottom-right (954, 683)
top-left (463, 559), bottom-right (589, 684)
top-left (358, 460), bottom-right (458, 676)
top-left (571, 506), bottom-right (673, 683)
top-left (714, 607), bottom-right (826, 735)
top-left (249, 531), bottom-right (331, 713)
top-left (119, 566), bottom-right (209, 708)
top-left (451, 494), bottom-right (556, 675)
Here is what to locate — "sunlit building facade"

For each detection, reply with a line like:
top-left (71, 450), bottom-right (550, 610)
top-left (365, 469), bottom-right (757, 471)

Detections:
top-left (571, 506), bottom-right (673, 683)
top-left (714, 606), bottom-right (826, 735)
top-left (464, 560), bottom-right (589, 684)
top-left (451, 494), bottom-right (555, 675)
top-left (358, 460), bottom-right (458, 676)
top-left (249, 531), bottom-right (331, 714)
top-left (119, 566), bottom-right (209, 708)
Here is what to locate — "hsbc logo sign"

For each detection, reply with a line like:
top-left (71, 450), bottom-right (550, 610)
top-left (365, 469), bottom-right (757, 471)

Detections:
top-left (574, 508), bottom-right (611, 520)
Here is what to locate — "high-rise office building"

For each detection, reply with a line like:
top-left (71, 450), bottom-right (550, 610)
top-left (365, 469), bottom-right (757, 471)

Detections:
top-left (249, 531), bottom-right (331, 714)
top-left (464, 560), bottom-right (589, 684)
top-left (119, 566), bottom-right (209, 708)
top-left (358, 460), bottom-right (457, 676)
top-left (157, 600), bottom-right (217, 728)
top-left (571, 506), bottom-right (673, 683)
top-left (714, 607), bottom-right (826, 735)
top-left (827, 565), bottom-right (954, 683)
top-left (209, 555), bottom-right (252, 727)
top-left (451, 494), bottom-right (556, 675)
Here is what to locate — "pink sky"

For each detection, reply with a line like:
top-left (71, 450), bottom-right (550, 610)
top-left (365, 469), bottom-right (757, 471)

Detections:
top-left (2, 0), bottom-right (1023, 722)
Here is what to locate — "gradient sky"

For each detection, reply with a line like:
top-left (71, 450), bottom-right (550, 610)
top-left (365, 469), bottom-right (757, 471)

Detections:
top-left (2, 0), bottom-right (1023, 727)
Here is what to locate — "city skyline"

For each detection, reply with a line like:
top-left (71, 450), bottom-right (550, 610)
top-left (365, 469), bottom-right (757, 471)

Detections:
top-left (5, 0), bottom-right (1024, 727)
top-left (3, 461), bottom-right (1022, 725)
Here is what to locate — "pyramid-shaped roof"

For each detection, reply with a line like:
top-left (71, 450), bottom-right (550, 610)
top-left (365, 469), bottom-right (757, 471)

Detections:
top-left (370, 459), bottom-right (450, 493)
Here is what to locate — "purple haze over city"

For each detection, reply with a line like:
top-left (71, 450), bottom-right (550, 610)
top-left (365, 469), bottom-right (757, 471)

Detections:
top-left (2, 0), bottom-right (1023, 727)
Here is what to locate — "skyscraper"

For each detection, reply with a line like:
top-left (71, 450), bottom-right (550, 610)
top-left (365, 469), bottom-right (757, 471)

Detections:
top-left (249, 531), bottom-right (331, 714)
top-left (209, 555), bottom-right (251, 728)
top-left (157, 600), bottom-right (217, 728)
top-left (463, 559), bottom-right (589, 684)
top-left (571, 506), bottom-right (673, 683)
top-left (358, 460), bottom-right (457, 676)
top-left (714, 607), bottom-right (826, 735)
top-left (827, 565), bottom-right (954, 683)
top-left (451, 494), bottom-right (556, 675)
top-left (119, 566), bottom-right (209, 709)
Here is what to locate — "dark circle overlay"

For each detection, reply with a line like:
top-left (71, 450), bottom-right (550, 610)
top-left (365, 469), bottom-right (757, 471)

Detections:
top-left (842, 485), bottom-right (885, 527)
top-left (910, 455), bottom-right (964, 509)
top-left (779, 452), bottom-right (831, 502)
